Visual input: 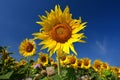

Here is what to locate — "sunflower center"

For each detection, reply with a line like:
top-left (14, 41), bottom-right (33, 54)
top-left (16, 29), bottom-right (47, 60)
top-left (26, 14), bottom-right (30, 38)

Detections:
top-left (70, 57), bottom-right (76, 64)
top-left (60, 56), bottom-right (66, 61)
top-left (78, 61), bottom-right (82, 66)
top-left (50, 23), bottom-right (72, 43)
top-left (41, 56), bottom-right (46, 63)
top-left (26, 43), bottom-right (34, 52)
top-left (96, 65), bottom-right (101, 70)
top-left (84, 60), bottom-right (89, 66)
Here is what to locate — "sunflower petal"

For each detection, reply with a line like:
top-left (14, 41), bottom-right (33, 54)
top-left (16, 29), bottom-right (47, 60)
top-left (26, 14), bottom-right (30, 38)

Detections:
top-left (69, 44), bottom-right (77, 55)
top-left (39, 38), bottom-right (50, 45)
top-left (72, 25), bottom-right (86, 34)
top-left (47, 40), bottom-right (57, 52)
top-left (50, 49), bottom-right (54, 57)
top-left (68, 38), bottom-right (80, 44)
top-left (63, 42), bottom-right (70, 54)
top-left (32, 32), bottom-right (49, 40)
top-left (53, 42), bottom-right (61, 53)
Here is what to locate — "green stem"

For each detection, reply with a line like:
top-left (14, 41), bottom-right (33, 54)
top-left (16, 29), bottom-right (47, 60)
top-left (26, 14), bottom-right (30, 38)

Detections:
top-left (57, 50), bottom-right (61, 76)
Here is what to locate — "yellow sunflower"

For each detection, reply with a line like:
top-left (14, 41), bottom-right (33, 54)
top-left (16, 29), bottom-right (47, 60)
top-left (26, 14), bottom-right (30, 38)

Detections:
top-left (82, 58), bottom-right (91, 69)
top-left (77, 59), bottom-right (84, 69)
top-left (60, 55), bottom-right (69, 66)
top-left (19, 38), bottom-right (36, 57)
top-left (102, 62), bottom-right (109, 70)
top-left (20, 59), bottom-right (28, 66)
top-left (50, 58), bottom-right (54, 65)
top-left (32, 5), bottom-right (87, 56)
top-left (67, 55), bottom-right (77, 68)
top-left (92, 59), bottom-right (103, 72)
top-left (37, 52), bottom-right (48, 66)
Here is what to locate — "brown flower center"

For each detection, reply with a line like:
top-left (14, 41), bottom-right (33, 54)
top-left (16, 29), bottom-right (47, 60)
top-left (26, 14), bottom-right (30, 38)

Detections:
top-left (78, 60), bottom-right (82, 66)
top-left (50, 23), bottom-right (72, 43)
top-left (26, 43), bottom-right (34, 52)
top-left (95, 65), bottom-right (101, 70)
top-left (60, 56), bottom-right (66, 61)
top-left (41, 56), bottom-right (46, 63)
top-left (84, 60), bottom-right (89, 66)
top-left (70, 57), bottom-right (76, 64)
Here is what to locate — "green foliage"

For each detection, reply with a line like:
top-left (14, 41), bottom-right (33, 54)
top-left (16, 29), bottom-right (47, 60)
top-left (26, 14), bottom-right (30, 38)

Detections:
top-left (61, 68), bottom-right (76, 80)
top-left (0, 71), bottom-right (13, 79)
top-left (0, 46), bottom-right (120, 80)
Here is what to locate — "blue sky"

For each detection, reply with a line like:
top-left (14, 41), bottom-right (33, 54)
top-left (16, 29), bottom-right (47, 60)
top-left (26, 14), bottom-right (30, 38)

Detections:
top-left (0, 0), bottom-right (120, 66)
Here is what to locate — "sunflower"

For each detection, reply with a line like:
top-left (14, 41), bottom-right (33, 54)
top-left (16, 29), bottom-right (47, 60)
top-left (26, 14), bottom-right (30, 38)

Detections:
top-left (77, 59), bottom-right (84, 69)
top-left (50, 58), bottom-right (54, 65)
top-left (102, 62), bottom-right (109, 70)
top-left (92, 60), bottom-right (103, 72)
top-left (82, 58), bottom-right (91, 69)
top-left (37, 52), bottom-right (48, 66)
top-left (60, 55), bottom-right (69, 66)
top-left (52, 62), bottom-right (58, 68)
top-left (20, 59), bottom-right (28, 66)
top-left (32, 5), bottom-right (86, 56)
top-left (67, 55), bottom-right (77, 68)
top-left (19, 38), bottom-right (36, 57)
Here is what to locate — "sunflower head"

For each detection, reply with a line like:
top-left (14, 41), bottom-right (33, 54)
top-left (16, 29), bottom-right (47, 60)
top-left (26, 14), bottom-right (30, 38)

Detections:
top-left (60, 55), bottom-right (69, 66)
top-left (19, 38), bottom-right (36, 57)
top-left (32, 5), bottom-right (87, 56)
top-left (77, 59), bottom-right (84, 69)
top-left (52, 62), bottom-right (58, 68)
top-left (20, 59), bottom-right (28, 66)
top-left (102, 62), bottom-right (109, 70)
top-left (92, 60), bottom-right (103, 72)
top-left (82, 58), bottom-right (91, 69)
top-left (37, 52), bottom-right (48, 66)
top-left (67, 55), bottom-right (77, 68)
top-left (50, 58), bottom-right (54, 65)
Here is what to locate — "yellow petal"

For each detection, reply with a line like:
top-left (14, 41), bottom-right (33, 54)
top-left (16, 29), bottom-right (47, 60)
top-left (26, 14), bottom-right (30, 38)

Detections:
top-left (40, 44), bottom-right (48, 50)
top-left (72, 24), bottom-right (86, 34)
top-left (39, 38), bottom-right (50, 45)
top-left (78, 40), bottom-right (86, 43)
top-left (63, 42), bottom-right (70, 54)
top-left (72, 33), bottom-right (84, 38)
top-left (68, 38), bottom-right (80, 44)
top-left (69, 44), bottom-right (77, 55)
top-left (32, 32), bottom-right (49, 40)
top-left (47, 40), bottom-right (57, 52)
top-left (45, 11), bottom-right (49, 17)
top-left (53, 42), bottom-right (61, 53)
top-left (70, 19), bottom-right (80, 27)
top-left (50, 49), bottom-right (54, 57)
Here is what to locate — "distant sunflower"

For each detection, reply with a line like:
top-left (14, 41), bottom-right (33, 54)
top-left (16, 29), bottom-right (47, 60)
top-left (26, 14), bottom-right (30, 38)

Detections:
top-left (60, 55), bottom-right (69, 66)
top-left (32, 5), bottom-right (87, 56)
top-left (20, 59), bottom-right (27, 66)
top-left (77, 59), bottom-right (84, 69)
top-left (92, 60), bottom-right (103, 72)
top-left (68, 55), bottom-right (77, 68)
top-left (102, 62), bottom-right (109, 70)
top-left (19, 38), bottom-right (36, 57)
top-left (37, 52), bottom-right (48, 66)
top-left (82, 58), bottom-right (91, 69)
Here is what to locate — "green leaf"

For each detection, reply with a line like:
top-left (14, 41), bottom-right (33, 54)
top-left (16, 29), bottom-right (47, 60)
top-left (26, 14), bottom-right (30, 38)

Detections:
top-left (52, 74), bottom-right (61, 80)
top-left (0, 71), bottom-right (14, 79)
top-left (42, 77), bottom-right (49, 80)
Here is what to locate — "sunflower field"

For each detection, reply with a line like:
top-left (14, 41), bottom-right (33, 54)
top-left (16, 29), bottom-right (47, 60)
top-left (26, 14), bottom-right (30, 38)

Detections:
top-left (0, 5), bottom-right (120, 80)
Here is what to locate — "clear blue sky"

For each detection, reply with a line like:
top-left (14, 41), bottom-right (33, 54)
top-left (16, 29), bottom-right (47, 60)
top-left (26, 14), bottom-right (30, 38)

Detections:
top-left (0, 0), bottom-right (120, 66)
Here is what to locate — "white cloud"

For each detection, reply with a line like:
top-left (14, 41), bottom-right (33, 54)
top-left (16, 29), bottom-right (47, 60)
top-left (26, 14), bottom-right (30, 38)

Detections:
top-left (95, 39), bottom-right (107, 54)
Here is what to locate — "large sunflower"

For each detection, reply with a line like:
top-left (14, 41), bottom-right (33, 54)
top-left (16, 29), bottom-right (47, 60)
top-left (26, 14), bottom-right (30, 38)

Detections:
top-left (33, 5), bottom-right (87, 56)
top-left (19, 38), bottom-right (36, 57)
